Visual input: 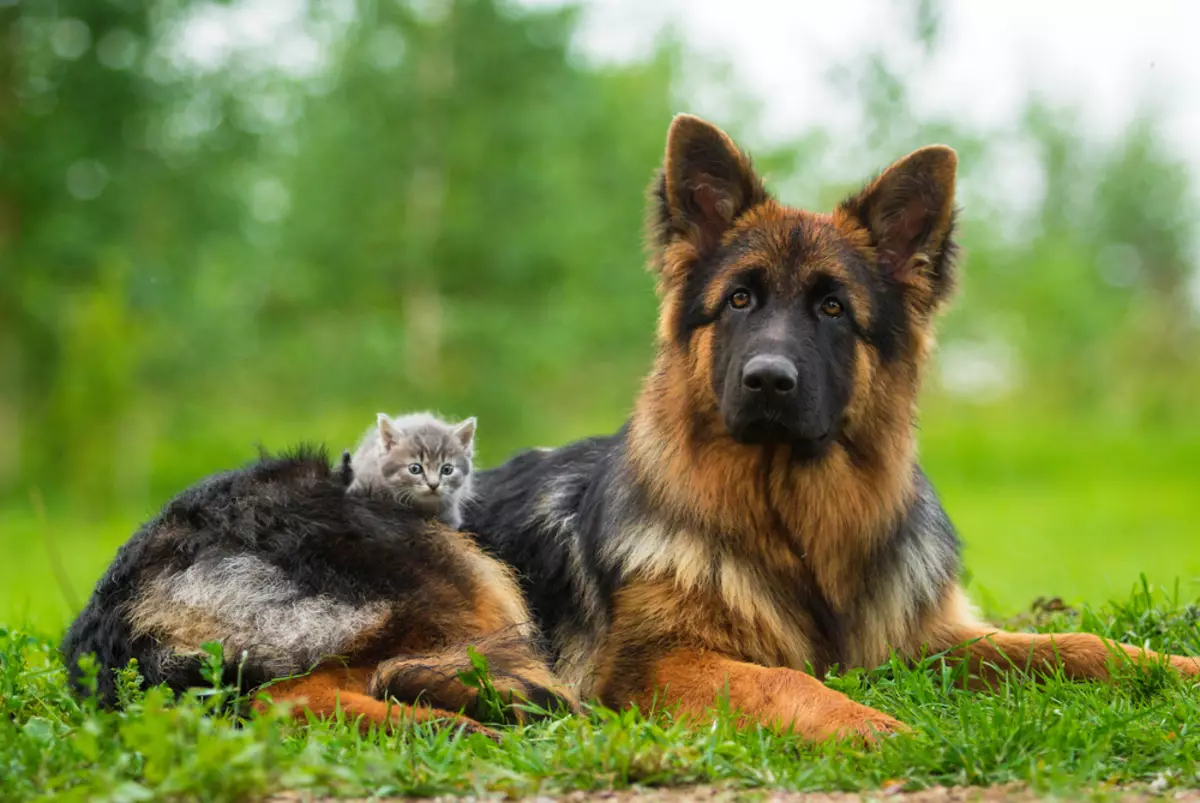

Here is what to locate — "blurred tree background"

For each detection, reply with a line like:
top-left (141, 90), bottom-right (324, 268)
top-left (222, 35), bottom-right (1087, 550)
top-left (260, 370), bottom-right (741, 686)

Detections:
top-left (2, 0), bottom-right (1197, 625)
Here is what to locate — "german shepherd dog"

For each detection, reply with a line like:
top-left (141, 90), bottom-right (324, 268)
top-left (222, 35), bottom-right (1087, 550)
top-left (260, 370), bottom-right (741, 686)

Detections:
top-left (63, 115), bottom-right (1198, 742)
top-left (61, 447), bottom-right (576, 735)
top-left (461, 115), bottom-right (1200, 741)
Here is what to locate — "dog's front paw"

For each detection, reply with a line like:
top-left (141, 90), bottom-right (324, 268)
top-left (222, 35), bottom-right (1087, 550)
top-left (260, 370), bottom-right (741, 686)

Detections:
top-left (815, 701), bottom-right (910, 746)
top-left (1171, 655), bottom-right (1200, 679)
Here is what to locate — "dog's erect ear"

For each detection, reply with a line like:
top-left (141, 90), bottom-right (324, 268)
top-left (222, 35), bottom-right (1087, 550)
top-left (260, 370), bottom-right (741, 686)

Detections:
top-left (839, 145), bottom-right (958, 305)
top-left (452, 417), bottom-right (476, 454)
top-left (650, 115), bottom-right (768, 271)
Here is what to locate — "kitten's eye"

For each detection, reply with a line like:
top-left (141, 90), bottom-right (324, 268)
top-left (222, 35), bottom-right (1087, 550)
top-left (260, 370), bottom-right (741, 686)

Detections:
top-left (407, 464), bottom-right (423, 475)
top-left (440, 464), bottom-right (454, 476)
top-left (729, 288), bottom-right (752, 310)
top-left (820, 296), bottom-right (844, 318)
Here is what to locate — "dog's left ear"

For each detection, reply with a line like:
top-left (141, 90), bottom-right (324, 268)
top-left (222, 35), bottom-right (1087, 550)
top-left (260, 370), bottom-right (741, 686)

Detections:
top-left (650, 114), bottom-right (769, 280)
top-left (839, 145), bottom-right (958, 307)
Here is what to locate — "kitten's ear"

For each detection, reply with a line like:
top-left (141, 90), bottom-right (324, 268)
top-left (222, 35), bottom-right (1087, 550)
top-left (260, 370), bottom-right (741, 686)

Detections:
top-left (453, 417), bottom-right (476, 453)
top-left (376, 413), bottom-right (400, 450)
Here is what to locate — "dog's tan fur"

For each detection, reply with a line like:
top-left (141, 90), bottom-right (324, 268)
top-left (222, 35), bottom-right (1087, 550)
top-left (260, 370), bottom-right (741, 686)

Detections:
top-left (582, 115), bottom-right (1200, 741)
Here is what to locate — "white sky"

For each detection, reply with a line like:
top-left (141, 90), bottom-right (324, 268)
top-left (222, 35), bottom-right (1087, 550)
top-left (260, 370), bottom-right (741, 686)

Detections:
top-left (179, 0), bottom-right (1200, 264)
top-left (523, 0), bottom-right (1200, 167)
top-left (176, 0), bottom-right (1200, 365)
top-left (180, 0), bottom-right (1200, 174)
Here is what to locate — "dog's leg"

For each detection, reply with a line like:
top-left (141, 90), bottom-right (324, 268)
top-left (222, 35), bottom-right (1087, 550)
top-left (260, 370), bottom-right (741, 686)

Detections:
top-left (934, 625), bottom-right (1200, 682)
top-left (368, 632), bottom-right (579, 722)
top-left (253, 666), bottom-right (496, 737)
top-left (925, 587), bottom-right (1200, 682)
top-left (623, 649), bottom-right (906, 743)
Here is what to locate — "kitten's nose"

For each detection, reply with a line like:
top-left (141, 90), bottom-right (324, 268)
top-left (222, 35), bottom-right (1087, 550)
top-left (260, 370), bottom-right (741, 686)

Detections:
top-left (427, 480), bottom-right (440, 491)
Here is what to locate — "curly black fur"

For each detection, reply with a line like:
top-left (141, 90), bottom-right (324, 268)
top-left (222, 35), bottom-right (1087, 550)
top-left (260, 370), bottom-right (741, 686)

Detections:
top-left (61, 446), bottom-right (486, 704)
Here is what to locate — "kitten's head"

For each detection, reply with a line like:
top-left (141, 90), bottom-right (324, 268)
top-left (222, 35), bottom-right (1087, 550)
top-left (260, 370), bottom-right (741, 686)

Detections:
top-left (375, 413), bottom-right (476, 513)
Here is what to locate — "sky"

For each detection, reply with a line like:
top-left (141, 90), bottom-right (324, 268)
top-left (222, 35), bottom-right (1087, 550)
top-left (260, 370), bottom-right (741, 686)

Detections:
top-left (180, 0), bottom-right (1200, 154)
top-left (520, 0), bottom-right (1200, 317)
top-left (171, 0), bottom-right (1200, 384)
top-left (179, 0), bottom-right (1200, 215)
top-left (521, 0), bottom-right (1200, 164)
top-left (177, 0), bottom-right (1200, 315)
top-left (519, 0), bottom-right (1200, 371)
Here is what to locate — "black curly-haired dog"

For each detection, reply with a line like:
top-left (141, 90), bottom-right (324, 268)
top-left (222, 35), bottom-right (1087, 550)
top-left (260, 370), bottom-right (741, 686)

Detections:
top-left (61, 447), bottom-right (574, 734)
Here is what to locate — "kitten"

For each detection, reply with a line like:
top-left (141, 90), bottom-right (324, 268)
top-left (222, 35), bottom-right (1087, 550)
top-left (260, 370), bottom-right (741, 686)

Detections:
top-left (347, 412), bottom-right (476, 529)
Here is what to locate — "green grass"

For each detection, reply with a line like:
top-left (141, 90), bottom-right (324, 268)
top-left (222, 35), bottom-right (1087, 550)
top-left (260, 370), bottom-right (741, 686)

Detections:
top-left (918, 412), bottom-right (1200, 613)
top-left (4, 413), bottom-right (1198, 629)
top-left (2, 412), bottom-right (1198, 798)
top-left (3, 584), bottom-right (1199, 801)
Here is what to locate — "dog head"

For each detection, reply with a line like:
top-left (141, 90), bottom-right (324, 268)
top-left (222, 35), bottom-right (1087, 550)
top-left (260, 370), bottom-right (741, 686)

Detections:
top-left (648, 115), bottom-right (958, 460)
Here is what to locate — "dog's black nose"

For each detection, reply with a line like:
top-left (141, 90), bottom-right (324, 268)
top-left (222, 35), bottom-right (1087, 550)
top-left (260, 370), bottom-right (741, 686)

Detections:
top-left (742, 355), bottom-right (797, 394)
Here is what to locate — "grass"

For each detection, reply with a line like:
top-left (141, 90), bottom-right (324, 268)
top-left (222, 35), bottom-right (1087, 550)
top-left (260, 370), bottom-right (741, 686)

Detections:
top-left (5, 411), bottom-right (1198, 629)
top-left (2, 584), bottom-right (1199, 801)
top-left (1, 411), bottom-right (1197, 799)
top-left (919, 412), bottom-right (1200, 613)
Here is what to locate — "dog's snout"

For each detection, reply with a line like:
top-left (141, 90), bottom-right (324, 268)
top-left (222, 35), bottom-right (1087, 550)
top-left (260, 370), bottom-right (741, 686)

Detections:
top-left (742, 355), bottom-right (797, 395)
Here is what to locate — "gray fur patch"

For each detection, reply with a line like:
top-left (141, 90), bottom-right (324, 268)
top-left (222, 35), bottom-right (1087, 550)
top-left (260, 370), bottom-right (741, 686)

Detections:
top-left (893, 482), bottom-right (959, 610)
top-left (131, 554), bottom-right (389, 675)
top-left (531, 470), bottom-right (607, 643)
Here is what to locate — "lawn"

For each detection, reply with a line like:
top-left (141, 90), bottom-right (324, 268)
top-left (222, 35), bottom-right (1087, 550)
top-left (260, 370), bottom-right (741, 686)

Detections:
top-left (3, 584), bottom-right (1199, 801)
top-left (1, 413), bottom-right (1198, 800)
top-left (3, 413), bottom-right (1197, 630)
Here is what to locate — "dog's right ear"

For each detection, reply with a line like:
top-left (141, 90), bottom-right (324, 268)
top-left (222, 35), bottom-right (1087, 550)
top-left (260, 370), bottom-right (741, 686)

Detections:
top-left (649, 115), bottom-right (768, 281)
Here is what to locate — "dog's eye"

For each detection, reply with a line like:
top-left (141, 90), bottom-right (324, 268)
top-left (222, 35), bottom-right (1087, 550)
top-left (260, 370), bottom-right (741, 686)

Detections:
top-left (440, 464), bottom-right (454, 476)
top-left (729, 289), bottom-right (752, 310)
top-left (820, 297), bottom-right (844, 318)
top-left (408, 464), bottom-right (423, 475)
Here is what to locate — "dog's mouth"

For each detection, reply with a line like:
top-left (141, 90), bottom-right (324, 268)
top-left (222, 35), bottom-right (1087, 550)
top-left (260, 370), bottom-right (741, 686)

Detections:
top-left (787, 429), bottom-right (835, 461)
top-left (727, 416), bottom-right (834, 457)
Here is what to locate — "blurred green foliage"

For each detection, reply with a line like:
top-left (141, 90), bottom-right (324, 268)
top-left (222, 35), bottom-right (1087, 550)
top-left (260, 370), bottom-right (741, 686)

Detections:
top-left (3, 0), bottom-right (677, 509)
top-left (1, 0), bottom-right (1197, 621)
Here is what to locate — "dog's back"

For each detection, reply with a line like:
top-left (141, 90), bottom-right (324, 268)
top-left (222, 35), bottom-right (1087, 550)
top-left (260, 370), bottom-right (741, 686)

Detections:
top-left (62, 446), bottom-right (572, 722)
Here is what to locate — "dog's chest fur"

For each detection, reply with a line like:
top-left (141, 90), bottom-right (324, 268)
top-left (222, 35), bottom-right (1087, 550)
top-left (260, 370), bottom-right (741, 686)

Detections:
top-left (468, 437), bottom-right (960, 695)
top-left (602, 480), bottom-right (957, 674)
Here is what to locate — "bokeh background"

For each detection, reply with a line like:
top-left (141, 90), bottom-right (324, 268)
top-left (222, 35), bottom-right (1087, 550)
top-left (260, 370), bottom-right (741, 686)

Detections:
top-left (3, 0), bottom-right (1198, 629)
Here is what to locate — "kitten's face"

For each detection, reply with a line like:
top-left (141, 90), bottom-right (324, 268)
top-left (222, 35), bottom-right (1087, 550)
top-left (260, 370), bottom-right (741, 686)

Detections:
top-left (377, 424), bottom-right (472, 513)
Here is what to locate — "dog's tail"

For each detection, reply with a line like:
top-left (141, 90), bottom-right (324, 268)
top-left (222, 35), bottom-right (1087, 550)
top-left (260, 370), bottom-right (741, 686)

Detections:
top-left (367, 627), bottom-right (579, 723)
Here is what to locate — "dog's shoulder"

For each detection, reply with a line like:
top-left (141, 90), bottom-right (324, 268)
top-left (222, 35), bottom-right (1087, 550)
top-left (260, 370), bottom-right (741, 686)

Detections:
top-left (468, 431), bottom-right (623, 535)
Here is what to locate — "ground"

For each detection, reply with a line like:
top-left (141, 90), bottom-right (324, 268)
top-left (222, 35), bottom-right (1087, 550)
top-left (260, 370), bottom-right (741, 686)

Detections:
top-left (271, 785), bottom-right (1200, 802)
top-left (2, 417), bottom-right (1198, 800)
top-left (3, 586), bottom-right (1199, 802)
top-left (6, 415), bottom-right (1200, 632)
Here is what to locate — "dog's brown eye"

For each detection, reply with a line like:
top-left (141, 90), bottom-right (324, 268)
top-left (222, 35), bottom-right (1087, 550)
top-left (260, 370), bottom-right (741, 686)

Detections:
top-left (729, 289), bottom-right (752, 310)
top-left (820, 297), bottom-right (843, 318)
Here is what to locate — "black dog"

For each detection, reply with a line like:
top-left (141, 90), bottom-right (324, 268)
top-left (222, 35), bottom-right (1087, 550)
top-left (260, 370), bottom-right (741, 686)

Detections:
top-left (61, 446), bottom-right (574, 732)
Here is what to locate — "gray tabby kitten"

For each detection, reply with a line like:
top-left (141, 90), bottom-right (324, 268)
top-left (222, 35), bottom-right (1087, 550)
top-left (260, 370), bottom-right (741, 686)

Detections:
top-left (347, 412), bottom-right (476, 529)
